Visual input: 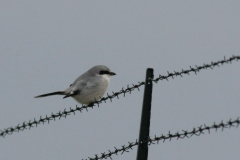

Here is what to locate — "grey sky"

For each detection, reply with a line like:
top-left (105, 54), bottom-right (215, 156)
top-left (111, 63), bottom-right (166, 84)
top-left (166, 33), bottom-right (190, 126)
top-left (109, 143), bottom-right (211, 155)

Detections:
top-left (0, 1), bottom-right (240, 160)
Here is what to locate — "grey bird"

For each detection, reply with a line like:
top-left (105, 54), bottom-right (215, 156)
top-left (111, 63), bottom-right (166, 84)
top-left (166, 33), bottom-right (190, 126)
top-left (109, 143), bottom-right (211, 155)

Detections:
top-left (35, 65), bottom-right (116, 105)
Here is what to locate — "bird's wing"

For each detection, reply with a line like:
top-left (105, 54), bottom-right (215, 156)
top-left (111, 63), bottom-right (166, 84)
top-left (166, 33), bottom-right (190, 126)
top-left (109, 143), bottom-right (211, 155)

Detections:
top-left (63, 90), bottom-right (80, 99)
top-left (63, 80), bottom-right (87, 99)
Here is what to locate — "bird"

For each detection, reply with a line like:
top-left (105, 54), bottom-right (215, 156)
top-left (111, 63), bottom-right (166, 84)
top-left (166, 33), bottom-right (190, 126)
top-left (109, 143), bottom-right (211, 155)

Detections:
top-left (35, 65), bottom-right (116, 105)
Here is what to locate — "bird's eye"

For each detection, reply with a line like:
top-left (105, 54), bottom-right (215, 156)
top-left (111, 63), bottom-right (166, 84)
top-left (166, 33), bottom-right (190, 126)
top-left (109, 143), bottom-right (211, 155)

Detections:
top-left (99, 71), bottom-right (109, 75)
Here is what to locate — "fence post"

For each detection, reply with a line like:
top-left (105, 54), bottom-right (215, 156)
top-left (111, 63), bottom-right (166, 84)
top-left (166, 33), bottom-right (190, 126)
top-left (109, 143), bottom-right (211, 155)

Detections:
top-left (136, 68), bottom-right (154, 160)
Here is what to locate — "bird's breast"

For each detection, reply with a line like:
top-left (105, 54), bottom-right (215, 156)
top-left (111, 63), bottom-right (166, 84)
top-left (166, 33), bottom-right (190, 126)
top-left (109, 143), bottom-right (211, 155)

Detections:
top-left (73, 76), bottom-right (110, 104)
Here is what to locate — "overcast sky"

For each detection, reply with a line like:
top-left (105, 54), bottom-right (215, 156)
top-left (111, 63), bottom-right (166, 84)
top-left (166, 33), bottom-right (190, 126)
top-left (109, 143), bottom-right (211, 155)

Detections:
top-left (0, 1), bottom-right (240, 160)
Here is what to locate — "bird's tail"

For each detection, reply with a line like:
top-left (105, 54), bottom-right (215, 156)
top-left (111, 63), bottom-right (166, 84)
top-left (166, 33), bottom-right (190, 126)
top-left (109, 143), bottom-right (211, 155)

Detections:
top-left (34, 91), bottom-right (65, 98)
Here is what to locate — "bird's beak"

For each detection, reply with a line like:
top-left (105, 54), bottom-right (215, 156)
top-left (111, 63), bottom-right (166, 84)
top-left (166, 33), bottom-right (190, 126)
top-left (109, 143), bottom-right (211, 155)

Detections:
top-left (109, 72), bottom-right (116, 76)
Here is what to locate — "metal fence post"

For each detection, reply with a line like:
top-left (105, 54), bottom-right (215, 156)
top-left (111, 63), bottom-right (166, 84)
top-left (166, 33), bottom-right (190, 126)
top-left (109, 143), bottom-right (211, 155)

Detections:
top-left (136, 68), bottom-right (154, 160)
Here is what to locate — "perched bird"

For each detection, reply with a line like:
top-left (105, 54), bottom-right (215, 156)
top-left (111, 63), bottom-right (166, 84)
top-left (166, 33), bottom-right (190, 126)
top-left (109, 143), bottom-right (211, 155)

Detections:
top-left (35, 65), bottom-right (116, 105)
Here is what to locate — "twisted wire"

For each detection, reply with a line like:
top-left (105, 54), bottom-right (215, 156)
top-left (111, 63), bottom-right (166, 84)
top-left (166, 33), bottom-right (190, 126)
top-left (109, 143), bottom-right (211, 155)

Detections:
top-left (1, 55), bottom-right (239, 138)
top-left (84, 117), bottom-right (240, 160)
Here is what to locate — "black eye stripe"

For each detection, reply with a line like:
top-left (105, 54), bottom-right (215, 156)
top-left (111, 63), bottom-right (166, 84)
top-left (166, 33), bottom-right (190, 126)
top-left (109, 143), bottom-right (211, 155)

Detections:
top-left (99, 71), bottom-right (110, 75)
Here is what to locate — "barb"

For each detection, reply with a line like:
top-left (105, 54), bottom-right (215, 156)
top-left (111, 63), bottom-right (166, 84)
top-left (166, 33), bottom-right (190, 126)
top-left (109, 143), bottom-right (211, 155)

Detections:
top-left (1, 55), bottom-right (239, 138)
top-left (84, 117), bottom-right (240, 160)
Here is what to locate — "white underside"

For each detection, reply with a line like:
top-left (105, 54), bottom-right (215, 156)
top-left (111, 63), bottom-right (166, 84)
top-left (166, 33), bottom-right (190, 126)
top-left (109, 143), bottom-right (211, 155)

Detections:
top-left (72, 74), bottom-right (110, 104)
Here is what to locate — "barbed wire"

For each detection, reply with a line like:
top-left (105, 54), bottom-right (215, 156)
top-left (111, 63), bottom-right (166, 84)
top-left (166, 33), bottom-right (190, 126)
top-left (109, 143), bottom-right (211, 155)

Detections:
top-left (84, 116), bottom-right (240, 160)
top-left (1, 55), bottom-right (239, 138)
top-left (152, 55), bottom-right (240, 82)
